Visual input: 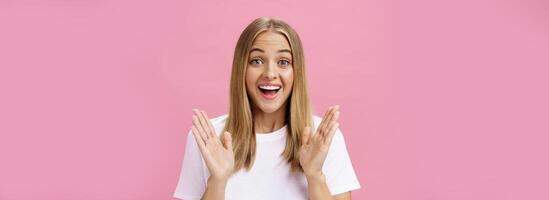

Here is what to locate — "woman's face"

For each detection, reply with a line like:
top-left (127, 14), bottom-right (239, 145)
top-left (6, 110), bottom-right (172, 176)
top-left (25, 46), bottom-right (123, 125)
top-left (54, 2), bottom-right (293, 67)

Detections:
top-left (245, 31), bottom-right (294, 114)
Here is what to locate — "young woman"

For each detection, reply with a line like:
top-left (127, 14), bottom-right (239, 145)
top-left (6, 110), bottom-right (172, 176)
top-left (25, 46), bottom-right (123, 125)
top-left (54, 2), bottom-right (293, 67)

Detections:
top-left (174, 17), bottom-right (360, 200)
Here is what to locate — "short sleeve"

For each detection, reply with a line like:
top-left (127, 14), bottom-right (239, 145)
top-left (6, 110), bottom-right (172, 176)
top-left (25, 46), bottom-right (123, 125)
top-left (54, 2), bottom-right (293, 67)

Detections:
top-left (174, 130), bottom-right (207, 200)
top-left (322, 128), bottom-right (361, 195)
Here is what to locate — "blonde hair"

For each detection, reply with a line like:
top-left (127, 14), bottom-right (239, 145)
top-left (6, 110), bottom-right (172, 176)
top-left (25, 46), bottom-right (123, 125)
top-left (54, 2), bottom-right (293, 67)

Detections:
top-left (223, 17), bottom-right (313, 173)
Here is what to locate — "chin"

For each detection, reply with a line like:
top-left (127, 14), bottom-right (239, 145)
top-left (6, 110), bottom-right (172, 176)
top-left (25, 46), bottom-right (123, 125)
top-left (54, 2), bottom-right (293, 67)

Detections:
top-left (256, 103), bottom-right (283, 114)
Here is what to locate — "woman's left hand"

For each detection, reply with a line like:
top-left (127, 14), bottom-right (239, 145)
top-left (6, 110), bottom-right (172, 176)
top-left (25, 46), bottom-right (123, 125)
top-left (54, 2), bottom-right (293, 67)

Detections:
top-left (299, 105), bottom-right (340, 178)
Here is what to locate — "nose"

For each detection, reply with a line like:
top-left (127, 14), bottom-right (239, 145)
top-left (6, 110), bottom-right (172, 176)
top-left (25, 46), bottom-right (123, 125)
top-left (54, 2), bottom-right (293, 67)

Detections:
top-left (263, 61), bottom-right (278, 80)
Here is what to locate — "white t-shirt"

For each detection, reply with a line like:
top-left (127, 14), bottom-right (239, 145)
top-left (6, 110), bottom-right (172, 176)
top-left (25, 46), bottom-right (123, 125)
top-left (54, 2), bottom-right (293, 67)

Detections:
top-left (174, 114), bottom-right (361, 200)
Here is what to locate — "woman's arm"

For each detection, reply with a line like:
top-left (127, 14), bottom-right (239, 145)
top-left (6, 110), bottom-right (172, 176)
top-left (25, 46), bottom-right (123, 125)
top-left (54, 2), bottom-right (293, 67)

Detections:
top-left (306, 172), bottom-right (332, 200)
top-left (306, 172), bottom-right (351, 200)
top-left (202, 177), bottom-right (228, 200)
top-left (191, 109), bottom-right (235, 200)
top-left (300, 106), bottom-right (351, 200)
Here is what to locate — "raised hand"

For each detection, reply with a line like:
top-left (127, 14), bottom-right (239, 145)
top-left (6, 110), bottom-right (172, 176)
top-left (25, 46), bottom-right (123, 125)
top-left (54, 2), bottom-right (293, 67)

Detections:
top-left (191, 109), bottom-right (235, 182)
top-left (299, 105), bottom-right (340, 178)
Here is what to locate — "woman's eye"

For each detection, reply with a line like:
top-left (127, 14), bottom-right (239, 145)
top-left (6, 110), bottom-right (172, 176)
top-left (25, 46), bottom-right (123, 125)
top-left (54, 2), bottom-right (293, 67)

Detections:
top-left (278, 59), bottom-right (290, 66)
top-left (250, 59), bottom-right (263, 65)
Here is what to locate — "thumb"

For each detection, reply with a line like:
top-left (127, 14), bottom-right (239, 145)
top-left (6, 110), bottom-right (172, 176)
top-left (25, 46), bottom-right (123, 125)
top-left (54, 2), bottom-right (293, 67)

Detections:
top-left (302, 127), bottom-right (311, 146)
top-left (222, 131), bottom-right (233, 151)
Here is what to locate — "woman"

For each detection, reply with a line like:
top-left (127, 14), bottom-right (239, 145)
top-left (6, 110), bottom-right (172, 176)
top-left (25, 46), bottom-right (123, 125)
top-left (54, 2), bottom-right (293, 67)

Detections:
top-left (174, 17), bottom-right (360, 200)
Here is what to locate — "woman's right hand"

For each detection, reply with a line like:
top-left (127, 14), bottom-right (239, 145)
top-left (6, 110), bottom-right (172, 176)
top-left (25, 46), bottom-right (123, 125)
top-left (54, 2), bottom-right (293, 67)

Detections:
top-left (191, 109), bottom-right (235, 182)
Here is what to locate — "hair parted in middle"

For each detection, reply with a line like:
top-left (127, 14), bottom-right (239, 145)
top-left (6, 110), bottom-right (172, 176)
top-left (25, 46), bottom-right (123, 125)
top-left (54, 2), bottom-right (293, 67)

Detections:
top-left (223, 17), bottom-right (313, 173)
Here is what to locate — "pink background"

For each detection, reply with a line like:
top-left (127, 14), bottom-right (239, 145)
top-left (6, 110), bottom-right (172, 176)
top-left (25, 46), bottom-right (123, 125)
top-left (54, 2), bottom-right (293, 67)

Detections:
top-left (1, 0), bottom-right (548, 199)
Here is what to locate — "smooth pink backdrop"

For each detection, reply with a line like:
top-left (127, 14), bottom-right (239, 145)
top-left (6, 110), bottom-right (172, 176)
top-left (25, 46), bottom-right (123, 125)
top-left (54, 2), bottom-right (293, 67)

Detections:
top-left (1, 0), bottom-right (548, 199)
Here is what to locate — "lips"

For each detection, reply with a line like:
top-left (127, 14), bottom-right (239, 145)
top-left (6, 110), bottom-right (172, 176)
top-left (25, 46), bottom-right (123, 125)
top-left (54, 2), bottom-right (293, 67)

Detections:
top-left (257, 83), bottom-right (281, 100)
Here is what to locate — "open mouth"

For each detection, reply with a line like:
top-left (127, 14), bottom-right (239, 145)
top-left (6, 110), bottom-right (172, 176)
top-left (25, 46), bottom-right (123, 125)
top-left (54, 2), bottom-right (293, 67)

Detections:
top-left (258, 85), bottom-right (281, 99)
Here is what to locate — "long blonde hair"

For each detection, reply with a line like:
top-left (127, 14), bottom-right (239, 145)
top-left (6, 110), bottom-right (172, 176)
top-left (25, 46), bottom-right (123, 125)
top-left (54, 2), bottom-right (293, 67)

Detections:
top-left (223, 17), bottom-right (313, 173)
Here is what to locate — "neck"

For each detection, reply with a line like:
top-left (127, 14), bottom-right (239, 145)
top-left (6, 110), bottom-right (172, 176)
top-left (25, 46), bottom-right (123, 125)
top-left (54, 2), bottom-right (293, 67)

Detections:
top-left (252, 104), bottom-right (287, 134)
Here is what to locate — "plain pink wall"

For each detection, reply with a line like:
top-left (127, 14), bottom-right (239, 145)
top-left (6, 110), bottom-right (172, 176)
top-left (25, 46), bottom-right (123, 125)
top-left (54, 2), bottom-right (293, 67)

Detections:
top-left (1, 0), bottom-right (548, 199)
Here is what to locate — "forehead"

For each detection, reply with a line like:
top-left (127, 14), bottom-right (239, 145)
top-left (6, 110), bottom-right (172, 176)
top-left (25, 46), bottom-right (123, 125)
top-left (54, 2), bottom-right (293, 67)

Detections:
top-left (251, 31), bottom-right (291, 50)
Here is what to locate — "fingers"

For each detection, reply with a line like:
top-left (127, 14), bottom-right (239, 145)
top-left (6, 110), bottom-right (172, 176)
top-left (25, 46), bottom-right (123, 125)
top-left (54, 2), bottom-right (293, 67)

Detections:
top-left (323, 107), bottom-right (340, 145)
top-left (302, 127), bottom-right (311, 146)
top-left (192, 109), bottom-right (223, 151)
top-left (193, 109), bottom-right (211, 137)
top-left (323, 122), bottom-right (339, 146)
top-left (318, 105), bottom-right (339, 138)
top-left (191, 125), bottom-right (206, 151)
top-left (193, 109), bottom-right (216, 140)
top-left (317, 106), bottom-right (334, 134)
top-left (192, 115), bottom-right (208, 141)
top-left (222, 131), bottom-right (233, 151)
top-left (201, 110), bottom-right (218, 139)
top-left (325, 105), bottom-right (339, 130)
top-left (191, 125), bottom-right (214, 164)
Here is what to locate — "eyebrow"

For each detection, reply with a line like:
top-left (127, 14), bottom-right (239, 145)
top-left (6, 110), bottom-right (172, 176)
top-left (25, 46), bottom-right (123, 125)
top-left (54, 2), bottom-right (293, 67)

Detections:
top-left (278, 49), bottom-right (291, 53)
top-left (249, 48), bottom-right (292, 54)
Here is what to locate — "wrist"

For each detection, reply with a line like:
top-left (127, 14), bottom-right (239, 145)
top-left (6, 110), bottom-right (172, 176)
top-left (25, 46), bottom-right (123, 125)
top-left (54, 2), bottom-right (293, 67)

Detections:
top-left (207, 176), bottom-right (228, 187)
top-left (305, 171), bottom-right (326, 182)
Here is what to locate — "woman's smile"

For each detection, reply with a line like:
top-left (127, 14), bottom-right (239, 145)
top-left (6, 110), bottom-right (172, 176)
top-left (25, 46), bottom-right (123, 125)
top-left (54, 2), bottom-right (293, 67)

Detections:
top-left (257, 83), bottom-right (282, 100)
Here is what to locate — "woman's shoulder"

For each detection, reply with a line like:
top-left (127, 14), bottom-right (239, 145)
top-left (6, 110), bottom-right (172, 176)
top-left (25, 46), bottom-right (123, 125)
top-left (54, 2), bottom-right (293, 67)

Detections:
top-left (313, 115), bottom-right (331, 130)
top-left (209, 113), bottom-right (228, 125)
top-left (312, 115), bottom-right (345, 141)
top-left (312, 115), bottom-right (323, 126)
top-left (208, 114), bottom-right (229, 136)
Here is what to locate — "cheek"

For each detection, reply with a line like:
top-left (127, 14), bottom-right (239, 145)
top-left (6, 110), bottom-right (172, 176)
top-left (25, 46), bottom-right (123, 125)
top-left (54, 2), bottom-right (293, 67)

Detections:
top-left (281, 69), bottom-right (294, 92)
top-left (245, 67), bottom-right (258, 91)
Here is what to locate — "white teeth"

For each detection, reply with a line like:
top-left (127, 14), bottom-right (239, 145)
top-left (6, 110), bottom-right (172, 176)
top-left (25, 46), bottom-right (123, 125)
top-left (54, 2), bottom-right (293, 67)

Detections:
top-left (258, 85), bottom-right (281, 90)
